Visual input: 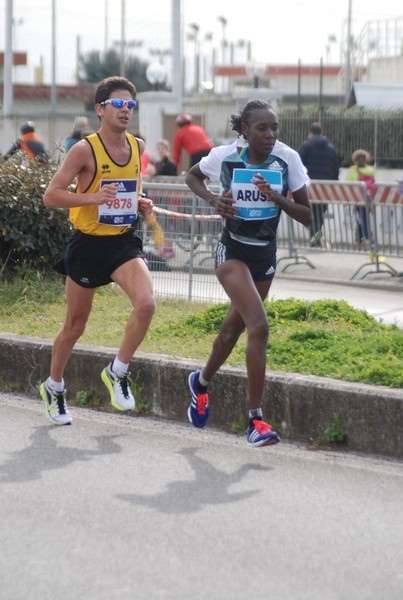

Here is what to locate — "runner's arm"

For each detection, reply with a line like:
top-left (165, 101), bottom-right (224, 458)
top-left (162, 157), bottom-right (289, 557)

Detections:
top-left (185, 163), bottom-right (220, 208)
top-left (43, 141), bottom-right (118, 209)
top-left (252, 174), bottom-right (312, 226)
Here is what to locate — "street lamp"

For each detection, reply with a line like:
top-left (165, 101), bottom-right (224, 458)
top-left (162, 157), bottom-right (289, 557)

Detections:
top-left (12, 16), bottom-right (23, 82)
top-left (245, 59), bottom-right (265, 88)
top-left (146, 62), bottom-right (167, 91)
top-left (217, 16), bottom-right (227, 63)
top-left (326, 34), bottom-right (337, 63)
top-left (202, 32), bottom-right (213, 81)
top-left (188, 23), bottom-right (200, 91)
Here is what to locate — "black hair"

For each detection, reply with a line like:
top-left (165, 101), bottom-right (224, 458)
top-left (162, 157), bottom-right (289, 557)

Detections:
top-left (309, 122), bottom-right (322, 136)
top-left (94, 76), bottom-right (137, 104)
top-left (230, 100), bottom-right (274, 136)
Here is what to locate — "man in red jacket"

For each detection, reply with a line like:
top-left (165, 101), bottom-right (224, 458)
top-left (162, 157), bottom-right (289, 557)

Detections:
top-left (173, 114), bottom-right (213, 171)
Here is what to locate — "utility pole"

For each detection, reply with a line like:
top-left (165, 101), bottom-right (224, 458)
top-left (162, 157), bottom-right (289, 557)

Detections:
top-left (4, 0), bottom-right (13, 117)
top-left (50, 0), bottom-right (57, 114)
top-left (104, 0), bottom-right (108, 54)
top-left (171, 0), bottom-right (183, 109)
top-left (120, 0), bottom-right (126, 76)
top-left (344, 0), bottom-right (353, 106)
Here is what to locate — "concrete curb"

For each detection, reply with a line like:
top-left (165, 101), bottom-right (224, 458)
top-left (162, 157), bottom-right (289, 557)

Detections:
top-left (1, 332), bottom-right (402, 458)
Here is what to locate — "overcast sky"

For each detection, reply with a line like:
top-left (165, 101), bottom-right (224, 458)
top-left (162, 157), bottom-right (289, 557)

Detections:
top-left (1, 0), bottom-right (401, 85)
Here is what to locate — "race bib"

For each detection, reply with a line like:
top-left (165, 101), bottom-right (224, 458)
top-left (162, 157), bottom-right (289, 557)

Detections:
top-left (98, 179), bottom-right (138, 226)
top-left (231, 169), bottom-right (282, 220)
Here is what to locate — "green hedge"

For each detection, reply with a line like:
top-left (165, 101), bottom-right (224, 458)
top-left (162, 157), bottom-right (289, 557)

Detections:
top-left (0, 155), bottom-right (72, 273)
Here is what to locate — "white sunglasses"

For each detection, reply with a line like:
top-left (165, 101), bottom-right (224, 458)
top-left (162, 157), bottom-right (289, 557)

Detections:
top-left (100, 98), bottom-right (137, 109)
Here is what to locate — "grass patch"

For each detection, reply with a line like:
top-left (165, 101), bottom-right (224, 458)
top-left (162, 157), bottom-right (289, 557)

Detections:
top-left (1, 272), bottom-right (403, 388)
top-left (310, 412), bottom-right (348, 450)
top-left (318, 412), bottom-right (347, 445)
top-left (74, 389), bottom-right (101, 407)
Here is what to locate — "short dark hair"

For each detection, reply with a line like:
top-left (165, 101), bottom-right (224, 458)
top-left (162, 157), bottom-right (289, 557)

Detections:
top-left (95, 76), bottom-right (137, 104)
top-left (309, 122), bottom-right (322, 136)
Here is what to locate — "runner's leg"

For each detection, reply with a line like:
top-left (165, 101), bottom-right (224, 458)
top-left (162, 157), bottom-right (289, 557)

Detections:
top-left (111, 257), bottom-right (156, 363)
top-left (50, 276), bottom-right (96, 381)
top-left (202, 259), bottom-right (272, 409)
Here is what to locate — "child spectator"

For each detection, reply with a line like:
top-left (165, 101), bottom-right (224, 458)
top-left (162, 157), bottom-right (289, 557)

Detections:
top-left (346, 149), bottom-right (375, 244)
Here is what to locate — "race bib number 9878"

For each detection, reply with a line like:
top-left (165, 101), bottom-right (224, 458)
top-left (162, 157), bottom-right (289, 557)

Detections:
top-left (98, 179), bottom-right (138, 226)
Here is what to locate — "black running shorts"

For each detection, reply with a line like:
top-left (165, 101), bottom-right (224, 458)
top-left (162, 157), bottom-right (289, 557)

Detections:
top-left (215, 233), bottom-right (276, 282)
top-left (54, 229), bottom-right (147, 288)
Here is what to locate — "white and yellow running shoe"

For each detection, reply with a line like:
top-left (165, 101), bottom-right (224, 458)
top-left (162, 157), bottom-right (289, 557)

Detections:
top-left (101, 363), bottom-right (135, 411)
top-left (40, 380), bottom-right (72, 426)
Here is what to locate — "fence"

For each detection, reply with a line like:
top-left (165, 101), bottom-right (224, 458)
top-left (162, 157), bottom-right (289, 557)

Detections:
top-left (270, 111), bottom-right (403, 169)
top-left (277, 180), bottom-right (403, 279)
top-left (142, 179), bottom-right (224, 303)
top-left (2, 108), bottom-right (403, 169)
top-left (141, 178), bottom-right (403, 303)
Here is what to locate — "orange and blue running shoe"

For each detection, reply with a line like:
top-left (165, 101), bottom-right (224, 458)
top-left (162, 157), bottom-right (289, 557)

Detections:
top-left (247, 419), bottom-right (280, 447)
top-left (187, 370), bottom-right (209, 428)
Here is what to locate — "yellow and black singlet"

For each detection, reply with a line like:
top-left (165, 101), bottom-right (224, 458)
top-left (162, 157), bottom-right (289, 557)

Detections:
top-left (69, 133), bottom-right (141, 236)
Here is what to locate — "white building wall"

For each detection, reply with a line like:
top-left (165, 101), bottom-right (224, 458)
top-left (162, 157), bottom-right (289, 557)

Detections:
top-left (365, 57), bottom-right (403, 85)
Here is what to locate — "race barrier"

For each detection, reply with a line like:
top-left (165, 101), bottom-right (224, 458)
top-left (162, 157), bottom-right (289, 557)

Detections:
top-left (277, 180), bottom-right (403, 279)
top-left (142, 178), bottom-right (403, 302)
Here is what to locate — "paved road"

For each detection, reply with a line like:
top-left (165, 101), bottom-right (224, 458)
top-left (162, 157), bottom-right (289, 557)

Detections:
top-left (1, 393), bottom-right (402, 600)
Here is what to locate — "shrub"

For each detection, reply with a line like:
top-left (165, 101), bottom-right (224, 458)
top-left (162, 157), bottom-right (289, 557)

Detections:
top-left (0, 154), bottom-right (73, 273)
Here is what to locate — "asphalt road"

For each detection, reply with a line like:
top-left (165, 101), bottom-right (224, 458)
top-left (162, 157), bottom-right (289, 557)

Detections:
top-left (1, 393), bottom-right (402, 600)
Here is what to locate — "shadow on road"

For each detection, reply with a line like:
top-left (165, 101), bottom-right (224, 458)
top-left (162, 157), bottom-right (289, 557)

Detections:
top-left (0, 425), bottom-right (123, 483)
top-left (117, 446), bottom-right (272, 513)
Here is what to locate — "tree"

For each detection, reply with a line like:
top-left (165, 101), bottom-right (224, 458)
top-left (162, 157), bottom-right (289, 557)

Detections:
top-left (79, 48), bottom-right (169, 92)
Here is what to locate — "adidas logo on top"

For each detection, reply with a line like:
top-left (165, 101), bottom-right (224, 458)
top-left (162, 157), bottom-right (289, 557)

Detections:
top-left (116, 181), bottom-right (127, 192)
top-left (268, 160), bottom-right (282, 171)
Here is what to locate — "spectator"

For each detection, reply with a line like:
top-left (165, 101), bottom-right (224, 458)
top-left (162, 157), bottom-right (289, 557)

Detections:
top-left (173, 114), bottom-right (213, 171)
top-left (153, 138), bottom-right (177, 176)
top-left (152, 139), bottom-right (177, 259)
top-left (134, 132), bottom-right (154, 178)
top-left (65, 116), bottom-right (92, 152)
top-left (2, 121), bottom-right (48, 163)
top-left (346, 149), bottom-right (375, 244)
top-left (298, 122), bottom-right (340, 246)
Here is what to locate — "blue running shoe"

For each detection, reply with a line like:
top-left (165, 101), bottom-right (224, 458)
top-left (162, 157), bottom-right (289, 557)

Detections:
top-left (247, 419), bottom-right (280, 447)
top-left (187, 370), bottom-right (209, 428)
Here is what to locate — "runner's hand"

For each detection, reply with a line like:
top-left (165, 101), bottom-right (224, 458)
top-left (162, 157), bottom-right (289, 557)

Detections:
top-left (138, 195), bottom-right (153, 216)
top-left (252, 173), bottom-right (273, 200)
top-left (216, 191), bottom-right (237, 219)
top-left (94, 182), bottom-right (119, 205)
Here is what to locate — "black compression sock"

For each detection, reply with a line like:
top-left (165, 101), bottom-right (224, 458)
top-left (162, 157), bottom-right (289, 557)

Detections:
top-left (248, 408), bottom-right (263, 426)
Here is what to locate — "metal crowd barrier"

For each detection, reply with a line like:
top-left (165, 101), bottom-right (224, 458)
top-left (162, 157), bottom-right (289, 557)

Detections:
top-left (141, 178), bottom-right (403, 303)
top-left (276, 180), bottom-right (403, 279)
top-left (142, 180), bottom-right (224, 302)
